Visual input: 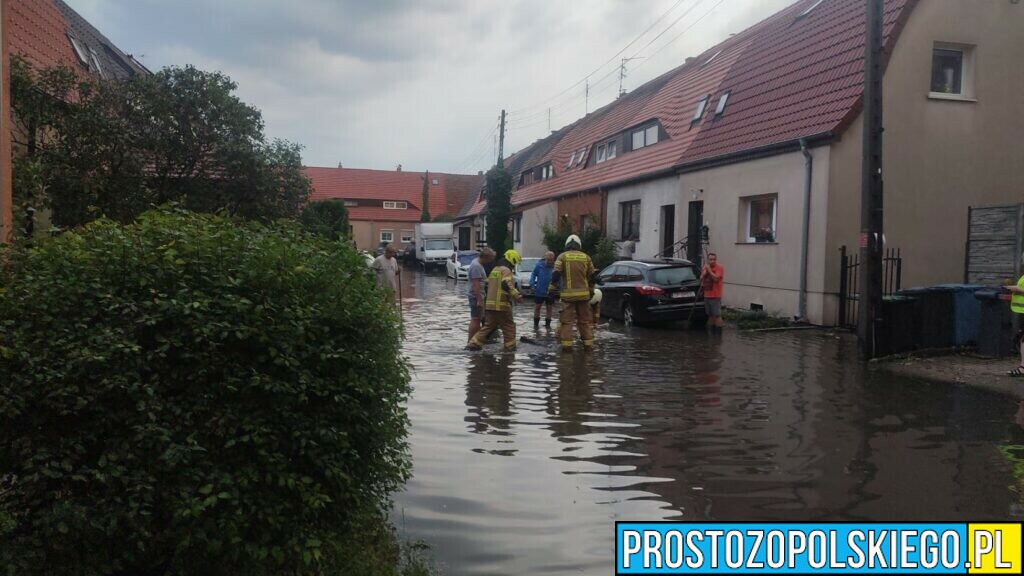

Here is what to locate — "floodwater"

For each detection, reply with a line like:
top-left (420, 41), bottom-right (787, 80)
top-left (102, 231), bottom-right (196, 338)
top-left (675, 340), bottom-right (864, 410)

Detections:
top-left (390, 270), bottom-right (1024, 576)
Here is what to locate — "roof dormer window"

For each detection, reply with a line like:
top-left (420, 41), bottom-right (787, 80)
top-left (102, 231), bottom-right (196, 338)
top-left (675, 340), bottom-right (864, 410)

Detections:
top-left (575, 147), bottom-right (587, 168)
top-left (566, 151), bottom-right (577, 170)
top-left (631, 123), bottom-right (661, 151)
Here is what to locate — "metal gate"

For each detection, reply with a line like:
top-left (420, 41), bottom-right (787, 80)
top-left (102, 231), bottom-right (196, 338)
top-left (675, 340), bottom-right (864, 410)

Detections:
top-left (838, 245), bottom-right (903, 329)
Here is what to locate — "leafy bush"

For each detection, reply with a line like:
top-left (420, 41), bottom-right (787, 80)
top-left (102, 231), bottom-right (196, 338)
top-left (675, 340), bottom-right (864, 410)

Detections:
top-left (541, 217), bottom-right (618, 269)
top-left (0, 208), bottom-right (410, 575)
top-left (300, 199), bottom-right (350, 241)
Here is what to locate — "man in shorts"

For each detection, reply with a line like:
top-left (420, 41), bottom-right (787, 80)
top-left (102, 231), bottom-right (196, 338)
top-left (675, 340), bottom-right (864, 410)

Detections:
top-left (467, 248), bottom-right (496, 343)
top-left (700, 252), bottom-right (724, 331)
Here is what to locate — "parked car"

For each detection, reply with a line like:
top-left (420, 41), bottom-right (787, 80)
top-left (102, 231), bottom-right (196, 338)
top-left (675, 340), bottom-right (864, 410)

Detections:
top-left (361, 251), bottom-right (376, 267)
top-left (447, 250), bottom-right (479, 281)
top-left (516, 257), bottom-right (543, 296)
top-left (594, 259), bottom-right (706, 327)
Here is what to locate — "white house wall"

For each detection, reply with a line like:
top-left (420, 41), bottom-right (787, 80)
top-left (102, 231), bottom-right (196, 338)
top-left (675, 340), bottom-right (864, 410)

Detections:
top-left (679, 148), bottom-right (832, 324)
top-left (515, 202), bottom-right (558, 258)
top-left (606, 177), bottom-right (685, 261)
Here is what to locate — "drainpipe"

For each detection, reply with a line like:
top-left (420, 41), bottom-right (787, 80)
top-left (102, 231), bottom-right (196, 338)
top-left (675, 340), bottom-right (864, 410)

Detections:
top-left (798, 139), bottom-right (813, 323)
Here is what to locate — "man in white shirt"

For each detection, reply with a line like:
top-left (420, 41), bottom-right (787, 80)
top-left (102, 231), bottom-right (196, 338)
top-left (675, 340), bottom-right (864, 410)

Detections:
top-left (371, 245), bottom-right (401, 300)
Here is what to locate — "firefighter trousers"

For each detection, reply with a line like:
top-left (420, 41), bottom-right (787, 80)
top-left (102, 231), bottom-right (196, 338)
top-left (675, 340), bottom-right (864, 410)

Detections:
top-left (559, 300), bottom-right (593, 349)
top-left (470, 310), bottom-right (517, 350)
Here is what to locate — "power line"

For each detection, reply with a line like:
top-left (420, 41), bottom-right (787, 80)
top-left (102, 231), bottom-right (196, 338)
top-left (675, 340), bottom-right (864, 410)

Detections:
top-left (630, 0), bottom-right (726, 75)
top-left (505, 0), bottom-right (708, 127)
top-left (506, 0), bottom-right (694, 117)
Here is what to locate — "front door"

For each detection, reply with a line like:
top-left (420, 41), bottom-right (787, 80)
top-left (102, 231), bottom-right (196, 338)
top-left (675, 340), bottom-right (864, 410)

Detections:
top-left (660, 205), bottom-right (676, 258)
top-left (687, 201), bottom-right (704, 266)
top-left (458, 227), bottom-right (471, 251)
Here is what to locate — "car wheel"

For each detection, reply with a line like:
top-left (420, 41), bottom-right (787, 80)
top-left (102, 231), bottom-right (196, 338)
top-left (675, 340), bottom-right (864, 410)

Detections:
top-left (622, 303), bottom-right (636, 327)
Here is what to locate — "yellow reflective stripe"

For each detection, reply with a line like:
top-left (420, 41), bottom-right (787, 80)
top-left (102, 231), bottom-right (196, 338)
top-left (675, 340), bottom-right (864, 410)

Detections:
top-left (1014, 276), bottom-right (1024, 313)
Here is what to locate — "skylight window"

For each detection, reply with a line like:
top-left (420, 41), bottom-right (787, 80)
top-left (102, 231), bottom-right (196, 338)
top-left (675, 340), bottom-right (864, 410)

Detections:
top-left (703, 50), bottom-right (723, 67)
top-left (715, 92), bottom-right (731, 116)
top-left (692, 96), bottom-right (710, 126)
top-left (67, 35), bottom-right (89, 66)
top-left (576, 147), bottom-right (587, 167)
top-left (89, 49), bottom-right (105, 79)
top-left (566, 151), bottom-right (576, 169)
top-left (797, 0), bottom-right (827, 19)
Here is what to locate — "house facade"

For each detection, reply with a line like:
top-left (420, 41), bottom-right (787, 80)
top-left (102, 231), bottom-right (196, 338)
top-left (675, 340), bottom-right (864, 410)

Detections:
top-left (474, 0), bottom-right (1023, 325)
top-left (305, 166), bottom-right (482, 252)
top-left (1, 0), bottom-right (150, 241)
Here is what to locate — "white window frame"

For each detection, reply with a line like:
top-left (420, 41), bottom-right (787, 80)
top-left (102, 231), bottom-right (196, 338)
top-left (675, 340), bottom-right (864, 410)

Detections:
top-left (566, 151), bottom-right (576, 169)
top-left (383, 201), bottom-right (408, 210)
top-left (400, 230), bottom-right (414, 243)
top-left (632, 129), bottom-right (645, 150)
top-left (380, 230), bottom-right (395, 243)
top-left (431, 178), bottom-right (439, 185)
top-left (576, 147), bottom-right (587, 167)
top-left (929, 43), bottom-right (976, 102)
top-left (607, 141), bottom-right (617, 160)
top-left (692, 96), bottom-right (709, 125)
top-left (645, 125), bottom-right (659, 146)
top-left (703, 50), bottom-right (723, 67)
top-left (742, 195), bottom-right (778, 244)
top-left (715, 92), bottom-right (730, 116)
top-left (89, 49), bottom-right (105, 78)
top-left (596, 144), bottom-right (606, 163)
top-left (67, 35), bottom-right (89, 65)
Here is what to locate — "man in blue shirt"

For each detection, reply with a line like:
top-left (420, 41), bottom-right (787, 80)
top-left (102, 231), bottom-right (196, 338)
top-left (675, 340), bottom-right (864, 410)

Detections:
top-left (530, 251), bottom-right (556, 329)
top-left (467, 248), bottom-right (496, 343)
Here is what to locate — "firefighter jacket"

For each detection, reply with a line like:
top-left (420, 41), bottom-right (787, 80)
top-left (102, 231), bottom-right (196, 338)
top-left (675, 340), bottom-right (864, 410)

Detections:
top-left (1013, 275), bottom-right (1024, 314)
top-left (485, 265), bottom-right (521, 312)
top-left (553, 250), bottom-right (595, 303)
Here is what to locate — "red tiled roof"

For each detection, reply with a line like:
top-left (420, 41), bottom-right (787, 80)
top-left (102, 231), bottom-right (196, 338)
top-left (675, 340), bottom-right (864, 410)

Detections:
top-left (10, 0), bottom-right (148, 79)
top-left (303, 166), bottom-right (483, 223)
top-left (471, 0), bottom-right (916, 216)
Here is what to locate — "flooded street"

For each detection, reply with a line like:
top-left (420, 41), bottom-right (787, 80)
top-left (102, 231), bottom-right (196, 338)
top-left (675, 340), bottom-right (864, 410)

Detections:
top-left (391, 270), bottom-right (1024, 576)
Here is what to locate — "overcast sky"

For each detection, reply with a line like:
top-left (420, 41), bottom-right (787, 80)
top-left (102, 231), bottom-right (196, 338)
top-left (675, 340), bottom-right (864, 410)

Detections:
top-left (67, 0), bottom-right (795, 174)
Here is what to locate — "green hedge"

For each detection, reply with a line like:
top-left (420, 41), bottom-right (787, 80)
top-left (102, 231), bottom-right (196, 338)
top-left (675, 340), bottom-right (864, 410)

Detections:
top-left (0, 208), bottom-right (410, 575)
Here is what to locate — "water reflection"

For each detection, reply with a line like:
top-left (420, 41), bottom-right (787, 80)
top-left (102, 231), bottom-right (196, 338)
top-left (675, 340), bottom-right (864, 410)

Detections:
top-left (393, 272), bottom-right (1023, 576)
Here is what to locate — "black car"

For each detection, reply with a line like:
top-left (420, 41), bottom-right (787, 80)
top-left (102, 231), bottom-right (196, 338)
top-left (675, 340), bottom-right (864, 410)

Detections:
top-left (595, 259), bottom-right (706, 327)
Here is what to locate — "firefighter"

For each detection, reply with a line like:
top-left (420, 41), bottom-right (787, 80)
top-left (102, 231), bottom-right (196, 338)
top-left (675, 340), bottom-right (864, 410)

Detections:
top-left (549, 235), bottom-right (596, 352)
top-left (467, 249), bottom-right (524, 351)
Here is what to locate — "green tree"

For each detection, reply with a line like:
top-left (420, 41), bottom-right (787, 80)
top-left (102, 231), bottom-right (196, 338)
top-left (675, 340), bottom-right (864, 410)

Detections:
top-left (484, 164), bottom-right (512, 251)
top-left (419, 171), bottom-right (431, 223)
top-left (0, 208), bottom-right (410, 575)
top-left (10, 59), bottom-right (312, 229)
top-left (300, 199), bottom-right (350, 241)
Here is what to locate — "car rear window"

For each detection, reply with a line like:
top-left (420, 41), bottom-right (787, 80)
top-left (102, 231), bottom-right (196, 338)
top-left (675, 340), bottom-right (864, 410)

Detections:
top-left (649, 266), bottom-right (697, 286)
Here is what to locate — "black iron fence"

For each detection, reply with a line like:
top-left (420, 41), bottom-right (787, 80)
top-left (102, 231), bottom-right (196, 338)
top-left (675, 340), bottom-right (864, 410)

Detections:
top-left (838, 246), bottom-right (903, 329)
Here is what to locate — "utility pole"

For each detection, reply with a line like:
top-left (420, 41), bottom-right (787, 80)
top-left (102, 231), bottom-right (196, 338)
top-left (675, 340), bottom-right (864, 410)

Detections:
top-left (858, 0), bottom-right (885, 360)
top-left (497, 109), bottom-right (506, 167)
top-left (0, 0), bottom-right (11, 244)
